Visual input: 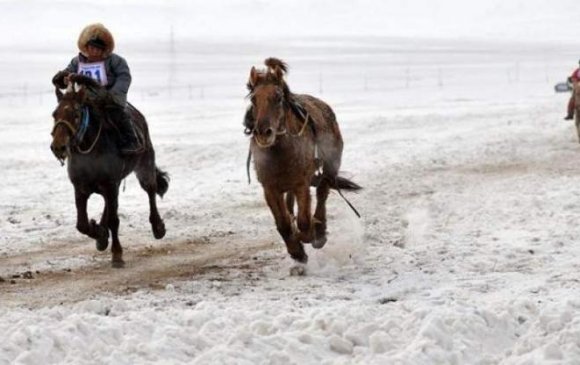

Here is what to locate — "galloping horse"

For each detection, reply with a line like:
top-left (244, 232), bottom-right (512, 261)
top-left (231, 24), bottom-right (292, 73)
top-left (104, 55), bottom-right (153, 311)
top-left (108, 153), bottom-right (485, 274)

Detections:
top-left (50, 74), bottom-right (168, 268)
top-left (246, 58), bottom-right (361, 265)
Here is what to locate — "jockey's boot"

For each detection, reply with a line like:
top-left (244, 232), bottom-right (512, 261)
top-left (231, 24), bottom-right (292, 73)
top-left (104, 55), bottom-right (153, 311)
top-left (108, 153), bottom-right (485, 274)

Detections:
top-left (118, 114), bottom-right (140, 155)
top-left (106, 104), bottom-right (141, 155)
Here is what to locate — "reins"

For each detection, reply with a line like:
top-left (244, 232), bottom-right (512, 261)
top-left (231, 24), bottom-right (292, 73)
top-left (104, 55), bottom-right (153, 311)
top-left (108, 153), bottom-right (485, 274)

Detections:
top-left (76, 117), bottom-right (102, 155)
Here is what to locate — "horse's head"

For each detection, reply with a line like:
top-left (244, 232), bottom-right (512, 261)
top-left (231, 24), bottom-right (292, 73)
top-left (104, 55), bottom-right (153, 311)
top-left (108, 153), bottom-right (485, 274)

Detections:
top-left (247, 58), bottom-right (290, 148)
top-left (50, 84), bottom-right (87, 161)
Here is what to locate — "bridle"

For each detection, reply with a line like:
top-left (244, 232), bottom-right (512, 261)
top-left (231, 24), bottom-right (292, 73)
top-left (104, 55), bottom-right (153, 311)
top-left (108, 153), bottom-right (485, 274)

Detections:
top-left (51, 101), bottom-right (103, 164)
top-left (51, 119), bottom-right (77, 137)
top-left (246, 87), bottom-right (318, 182)
top-left (248, 87), bottom-right (312, 146)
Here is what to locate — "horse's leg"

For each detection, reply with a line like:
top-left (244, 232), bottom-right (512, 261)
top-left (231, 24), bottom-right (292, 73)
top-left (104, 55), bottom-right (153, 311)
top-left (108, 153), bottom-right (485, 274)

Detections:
top-left (312, 179), bottom-right (330, 249)
top-left (285, 192), bottom-right (295, 218)
top-left (74, 188), bottom-right (109, 249)
top-left (312, 136), bottom-right (344, 248)
top-left (103, 184), bottom-right (124, 268)
top-left (294, 184), bottom-right (315, 245)
top-left (135, 153), bottom-right (165, 239)
top-left (575, 113), bottom-right (580, 143)
top-left (264, 187), bottom-right (306, 263)
top-left (96, 196), bottom-right (110, 252)
top-left (147, 188), bottom-right (165, 239)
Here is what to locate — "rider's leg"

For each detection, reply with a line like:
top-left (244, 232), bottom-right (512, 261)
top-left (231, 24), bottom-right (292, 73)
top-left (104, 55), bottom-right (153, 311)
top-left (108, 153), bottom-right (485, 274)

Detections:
top-left (105, 102), bottom-right (140, 155)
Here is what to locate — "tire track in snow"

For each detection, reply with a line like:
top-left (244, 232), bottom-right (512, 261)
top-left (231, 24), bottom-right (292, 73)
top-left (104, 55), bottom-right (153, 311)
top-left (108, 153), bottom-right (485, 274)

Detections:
top-left (0, 238), bottom-right (276, 308)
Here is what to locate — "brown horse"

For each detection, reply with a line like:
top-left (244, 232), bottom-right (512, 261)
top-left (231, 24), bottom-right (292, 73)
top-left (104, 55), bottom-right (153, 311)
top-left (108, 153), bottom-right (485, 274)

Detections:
top-left (246, 58), bottom-right (361, 265)
top-left (50, 74), bottom-right (168, 267)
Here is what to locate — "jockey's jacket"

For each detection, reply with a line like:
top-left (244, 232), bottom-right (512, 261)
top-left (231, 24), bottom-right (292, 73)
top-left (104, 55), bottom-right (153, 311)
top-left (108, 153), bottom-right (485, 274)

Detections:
top-left (64, 53), bottom-right (131, 106)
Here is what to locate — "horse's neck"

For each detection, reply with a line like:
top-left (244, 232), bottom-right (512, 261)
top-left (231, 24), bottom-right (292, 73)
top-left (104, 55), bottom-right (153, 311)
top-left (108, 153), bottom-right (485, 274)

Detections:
top-left (285, 103), bottom-right (313, 137)
top-left (77, 106), bottom-right (114, 153)
top-left (280, 102), bottom-right (294, 132)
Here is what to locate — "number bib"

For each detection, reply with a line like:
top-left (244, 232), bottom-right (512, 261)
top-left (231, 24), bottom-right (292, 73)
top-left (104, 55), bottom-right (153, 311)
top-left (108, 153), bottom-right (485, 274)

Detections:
top-left (77, 62), bottom-right (108, 86)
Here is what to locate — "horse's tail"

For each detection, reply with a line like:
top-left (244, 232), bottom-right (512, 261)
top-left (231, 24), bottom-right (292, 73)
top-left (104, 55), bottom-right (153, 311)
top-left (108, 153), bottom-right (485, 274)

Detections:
top-left (156, 168), bottom-right (170, 198)
top-left (311, 173), bottom-right (362, 218)
top-left (311, 173), bottom-right (362, 191)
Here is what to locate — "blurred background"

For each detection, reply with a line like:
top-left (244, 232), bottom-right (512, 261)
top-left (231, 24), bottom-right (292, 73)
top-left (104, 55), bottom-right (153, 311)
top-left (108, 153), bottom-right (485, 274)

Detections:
top-left (0, 0), bottom-right (578, 113)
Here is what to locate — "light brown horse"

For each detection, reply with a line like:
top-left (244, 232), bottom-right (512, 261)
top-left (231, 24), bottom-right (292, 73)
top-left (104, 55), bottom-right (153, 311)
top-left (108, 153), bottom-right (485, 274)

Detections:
top-left (246, 58), bottom-right (361, 265)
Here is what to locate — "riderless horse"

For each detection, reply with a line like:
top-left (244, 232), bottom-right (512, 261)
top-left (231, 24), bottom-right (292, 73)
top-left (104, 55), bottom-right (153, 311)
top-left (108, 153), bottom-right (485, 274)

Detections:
top-left (246, 58), bottom-right (360, 266)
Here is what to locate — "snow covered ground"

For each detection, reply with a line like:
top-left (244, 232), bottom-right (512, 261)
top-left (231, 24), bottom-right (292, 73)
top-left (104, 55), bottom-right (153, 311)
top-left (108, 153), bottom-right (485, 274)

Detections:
top-left (2, 1), bottom-right (580, 364)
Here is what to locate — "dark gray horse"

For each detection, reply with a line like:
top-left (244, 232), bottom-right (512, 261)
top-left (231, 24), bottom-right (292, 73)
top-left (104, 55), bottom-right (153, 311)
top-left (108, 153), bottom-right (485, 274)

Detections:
top-left (50, 74), bottom-right (168, 267)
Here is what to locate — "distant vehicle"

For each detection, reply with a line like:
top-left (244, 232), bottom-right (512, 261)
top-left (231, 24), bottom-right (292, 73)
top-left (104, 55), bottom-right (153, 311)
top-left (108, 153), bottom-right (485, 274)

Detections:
top-left (555, 79), bottom-right (573, 93)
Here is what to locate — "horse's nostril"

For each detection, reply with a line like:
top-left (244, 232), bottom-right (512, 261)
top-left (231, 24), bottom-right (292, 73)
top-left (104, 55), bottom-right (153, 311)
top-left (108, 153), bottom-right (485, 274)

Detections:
top-left (265, 128), bottom-right (273, 137)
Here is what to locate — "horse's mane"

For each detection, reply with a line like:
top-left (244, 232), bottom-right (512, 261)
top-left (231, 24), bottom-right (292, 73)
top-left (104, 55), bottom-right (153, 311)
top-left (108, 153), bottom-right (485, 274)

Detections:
top-left (265, 58), bottom-right (288, 73)
top-left (246, 58), bottom-right (292, 99)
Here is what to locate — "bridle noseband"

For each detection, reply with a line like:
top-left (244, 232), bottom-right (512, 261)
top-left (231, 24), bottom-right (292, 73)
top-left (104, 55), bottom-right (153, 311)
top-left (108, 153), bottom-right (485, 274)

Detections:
top-left (51, 119), bottom-right (77, 137)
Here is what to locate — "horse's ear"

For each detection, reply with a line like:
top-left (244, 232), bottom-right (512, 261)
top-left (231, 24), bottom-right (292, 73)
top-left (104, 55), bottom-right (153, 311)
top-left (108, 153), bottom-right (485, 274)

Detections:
top-left (273, 66), bottom-right (284, 82)
top-left (248, 66), bottom-right (258, 89)
top-left (55, 88), bottom-right (63, 102)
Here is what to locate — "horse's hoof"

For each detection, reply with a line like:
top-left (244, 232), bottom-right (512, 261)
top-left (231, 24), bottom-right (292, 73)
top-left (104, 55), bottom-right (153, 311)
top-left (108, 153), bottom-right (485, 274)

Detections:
top-left (290, 264), bottom-right (306, 276)
top-left (96, 239), bottom-right (108, 252)
top-left (312, 235), bottom-right (327, 249)
top-left (290, 252), bottom-right (308, 264)
top-left (90, 219), bottom-right (109, 251)
top-left (95, 231), bottom-right (109, 252)
top-left (112, 260), bottom-right (125, 269)
top-left (153, 221), bottom-right (166, 239)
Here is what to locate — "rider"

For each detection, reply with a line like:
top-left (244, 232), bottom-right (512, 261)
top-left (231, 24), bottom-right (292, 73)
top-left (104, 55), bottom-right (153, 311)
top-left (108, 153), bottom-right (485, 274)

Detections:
top-left (565, 60), bottom-right (580, 120)
top-left (52, 23), bottom-right (139, 154)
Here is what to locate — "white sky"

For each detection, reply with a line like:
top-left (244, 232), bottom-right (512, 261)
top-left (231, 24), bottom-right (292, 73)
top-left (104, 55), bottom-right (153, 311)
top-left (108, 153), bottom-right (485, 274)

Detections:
top-left (1, 0), bottom-right (579, 48)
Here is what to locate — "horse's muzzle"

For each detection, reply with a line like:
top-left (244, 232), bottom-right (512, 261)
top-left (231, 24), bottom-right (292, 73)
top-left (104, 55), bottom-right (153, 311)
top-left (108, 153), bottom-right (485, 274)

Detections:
top-left (50, 143), bottom-right (67, 161)
top-left (253, 127), bottom-right (276, 148)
